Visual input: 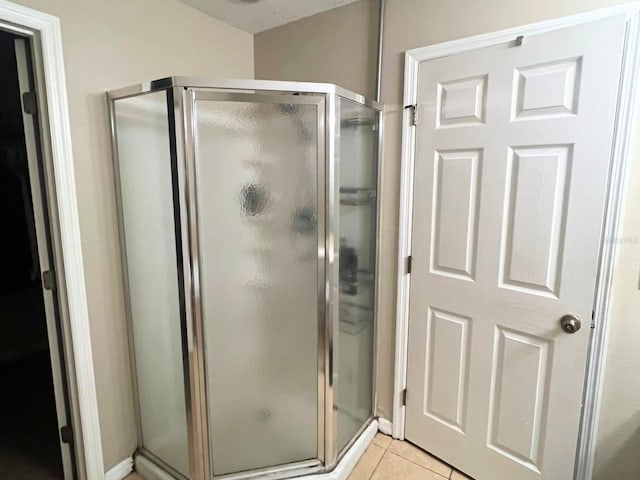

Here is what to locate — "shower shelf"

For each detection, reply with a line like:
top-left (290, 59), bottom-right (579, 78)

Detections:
top-left (340, 301), bottom-right (373, 326)
top-left (340, 270), bottom-right (374, 283)
top-left (340, 269), bottom-right (374, 295)
top-left (339, 187), bottom-right (376, 206)
top-left (341, 117), bottom-right (378, 128)
top-left (340, 300), bottom-right (373, 315)
top-left (339, 320), bottom-right (371, 335)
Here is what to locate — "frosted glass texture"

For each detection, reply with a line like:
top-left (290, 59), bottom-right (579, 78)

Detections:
top-left (193, 96), bottom-right (320, 475)
top-left (113, 92), bottom-right (189, 475)
top-left (335, 99), bottom-right (378, 452)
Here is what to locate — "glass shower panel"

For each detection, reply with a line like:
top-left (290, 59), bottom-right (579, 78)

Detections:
top-left (113, 92), bottom-right (190, 476)
top-left (335, 98), bottom-right (378, 453)
top-left (192, 94), bottom-right (321, 476)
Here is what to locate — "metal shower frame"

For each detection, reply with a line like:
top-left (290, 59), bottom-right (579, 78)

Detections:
top-left (107, 77), bottom-right (383, 480)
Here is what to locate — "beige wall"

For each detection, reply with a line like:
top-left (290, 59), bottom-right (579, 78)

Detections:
top-left (255, 0), bottom-right (640, 477)
top-left (254, 0), bottom-right (378, 99)
top-left (12, 0), bottom-right (254, 470)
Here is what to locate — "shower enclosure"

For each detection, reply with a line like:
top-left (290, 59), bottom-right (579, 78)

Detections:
top-left (108, 78), bottom-right (381, 480)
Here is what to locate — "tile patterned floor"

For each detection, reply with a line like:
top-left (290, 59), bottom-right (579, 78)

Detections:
top-left (125, 435), bottom-right (472, 480)
top-left (348, 433), bottom-right (473, 480)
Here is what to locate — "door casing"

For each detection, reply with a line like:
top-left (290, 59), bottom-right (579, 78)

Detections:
top-left (0, 2), bottom-right (104, 479)
top-left (393, 4), bottom-right (640, 480)
top-left (14, 35), bottom-right (77, 479)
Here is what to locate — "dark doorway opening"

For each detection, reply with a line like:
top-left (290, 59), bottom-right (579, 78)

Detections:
top-left (0, 29), bottom-right (66, 480)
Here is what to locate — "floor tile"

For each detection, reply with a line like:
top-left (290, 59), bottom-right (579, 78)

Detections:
top-left (125, 474), bottom-right (145, 480)
top-left (371, 432), bottom-right (392, 449)
top-left (450, 470), bottom-right (473, 480)
top-left (125, 441), bottom-right (467, 480)
top-left (387, 440), bottom-right (451, 477)
top-left (371, 452), bottom-right (445, 480)
top-left (348, 443), bottom-right (385, 480)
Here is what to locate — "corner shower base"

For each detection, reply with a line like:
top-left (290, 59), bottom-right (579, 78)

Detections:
top-left (135, 420), bottom-right (378, 480)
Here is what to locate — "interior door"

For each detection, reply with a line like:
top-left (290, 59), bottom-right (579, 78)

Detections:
top-left (14, 38), bottom-right (75, 479)
top-left (405, 16), bottom-right (626, 480)
top-left (190, 91), bottom-right (325, 476)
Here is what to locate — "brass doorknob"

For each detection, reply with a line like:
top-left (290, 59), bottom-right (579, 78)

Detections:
top-left (560, 314), bottom-right (581, 334)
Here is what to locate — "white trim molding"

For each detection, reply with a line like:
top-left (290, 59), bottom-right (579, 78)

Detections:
top-left (106, 457), bottom-right (134, 480)
top-left (392, 45), bottom-right (418, 441)
top-left (394, 3), bottom-right (640, 479)
top-left (0, 1), bottom-right (104, 479)
top-left (377, 418), bottom-right (393, 436)
top-left (575, 7), bottom-right (640, 480)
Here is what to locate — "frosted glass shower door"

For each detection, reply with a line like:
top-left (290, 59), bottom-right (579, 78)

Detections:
top-left (113, 91), bottom-right (190, 476)
top-left (190, 92), bottom-right (324, 476)
top-left (335, 99), bottom-right (378, 453)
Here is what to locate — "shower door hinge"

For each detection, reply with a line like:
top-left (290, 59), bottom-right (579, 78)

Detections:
top-left (407, 255), bottom-right (412, 274)
top-left (42, 269), bottom-right (57, 291)
top-left (405, 104), bottom-right (417, 126)
top-left (401, 388), bottom-right (407, 406)
top-left (60, 425), bottom-right (73, 444)
top-left (22, 91), bottom-right (38, 115)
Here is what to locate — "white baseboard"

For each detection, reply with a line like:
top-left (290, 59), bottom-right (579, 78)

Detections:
top-left (377, 417), bottom-right (393, 436)
top-left (105, 456), bottom-right (134, 480)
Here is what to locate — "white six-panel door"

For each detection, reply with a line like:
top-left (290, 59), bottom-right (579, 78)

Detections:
top-left (405, 16), bottom-right (627, 480)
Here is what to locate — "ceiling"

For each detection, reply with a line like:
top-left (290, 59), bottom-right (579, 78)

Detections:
top-left (179, 0), bottom-right (360, 34)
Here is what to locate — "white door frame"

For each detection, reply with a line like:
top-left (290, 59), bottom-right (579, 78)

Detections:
top-left (0, 1), bottom-right (104, 479)
top-left (393, 4), bottom-right (640, 479)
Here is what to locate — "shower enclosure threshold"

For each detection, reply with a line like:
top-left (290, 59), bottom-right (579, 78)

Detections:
top-left (135, 420), bottom-right (379, 480)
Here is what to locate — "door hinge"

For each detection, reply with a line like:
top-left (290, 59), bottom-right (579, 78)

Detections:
top-left (42, 269), bottom-right (57, 291)
top-left (404, 104), bottom-right (417, 126)
top-left (60, 425), bottom-right (73, 444)
top-left (22, 91), bottom-right (38, 115)
top-left (401, 388), bottom-right (408, 406)
top-left (407, 255), bottom-right (412, 274)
